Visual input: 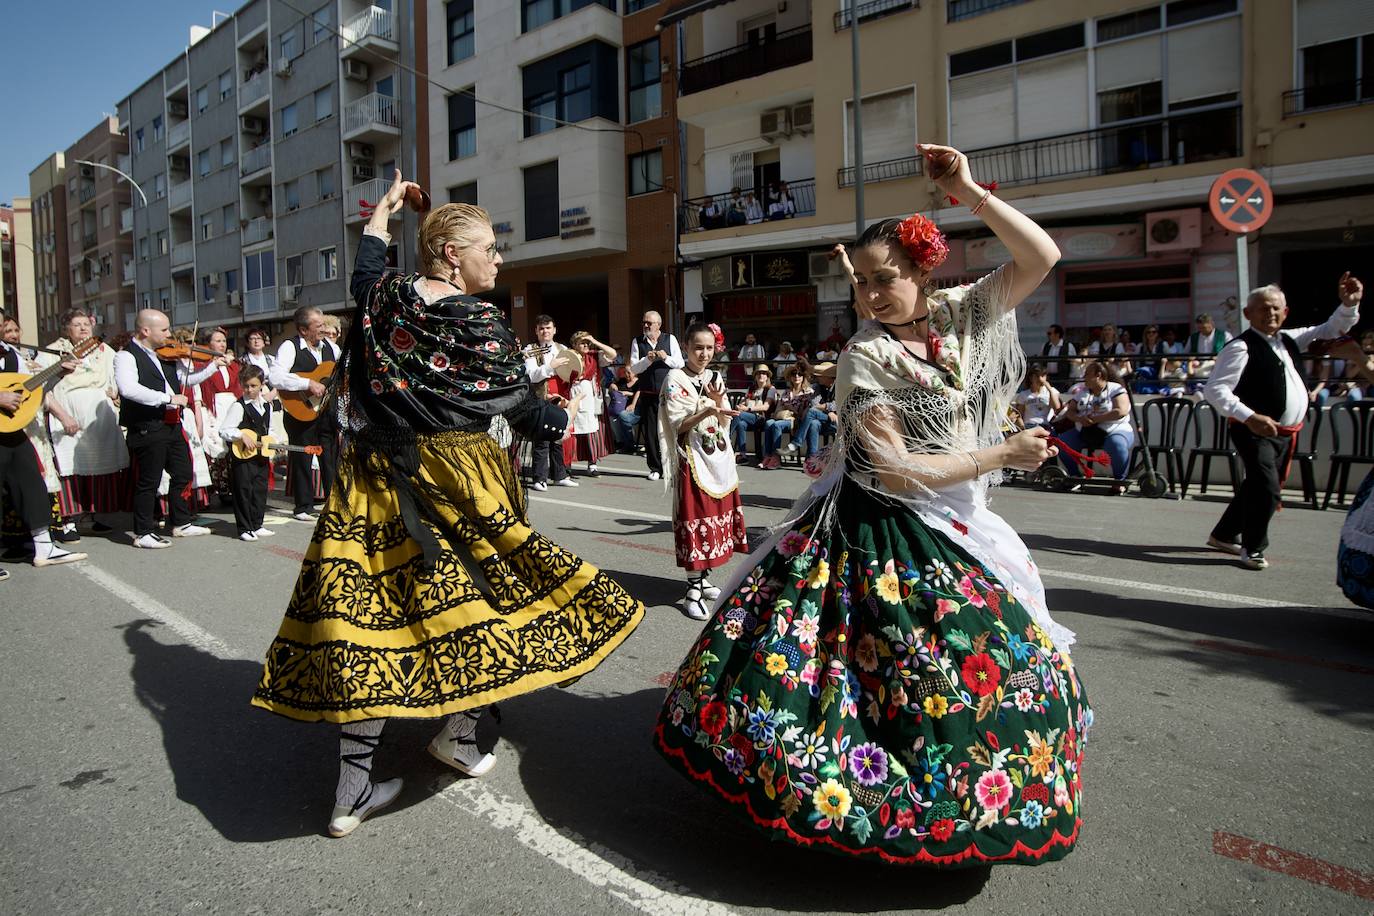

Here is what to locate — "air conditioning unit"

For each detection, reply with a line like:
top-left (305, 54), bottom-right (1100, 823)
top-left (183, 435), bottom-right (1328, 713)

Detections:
top-left (1145, 208), bottom-right (1202, 253)
top-left (791, 102), bottom-right (814, 134)
top-left (169, 154), bottom-right (190, 173)
top-left (760, 107), bottom-right (791, 141)
top-left (168, 99), bottom-right (188, 118)
top-left (346, 141), bottom-right (374, 162)
top-left (351, 163), bottom-right (375, 182)
top-left (808, 251), bottom-right (840, 279)
top-left (275, 56), bottom-right (293, 77)
top-left (281, 284), bottom-right (300, 302)
top-left (343, 59), bottom-right (370, 83)
top-left (241, 115), bottom-right (266, 134)
top-left (228, 290), bottom-right (242, 308)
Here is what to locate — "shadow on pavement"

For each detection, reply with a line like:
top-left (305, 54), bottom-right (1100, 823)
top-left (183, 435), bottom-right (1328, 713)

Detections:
top-left (741, 493), bottom-right (798, 512)
top-left (500, 687), bottom-right (993, 911)
top-left (1023, 533), bottom-right (1224, 566)
top-left (119, 619), bottom-right (435, 842)
top-left (1050, 587), bottom-right (1374, 723)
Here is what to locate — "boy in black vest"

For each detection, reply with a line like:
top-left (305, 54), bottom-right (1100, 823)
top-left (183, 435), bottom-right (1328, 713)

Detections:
top-left (1203, 275), bottom-right (1362, 569)
top-left (627, 309), bottom-right (683, 480)
top-left (218, 365), bottom-right (276, 541)
top-left (113, 309), bottom-right (224, 548)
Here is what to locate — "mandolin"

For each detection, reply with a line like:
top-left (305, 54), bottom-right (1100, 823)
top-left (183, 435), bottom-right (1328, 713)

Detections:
top-left (278, 361), bottom-right (336, 422)
top-left (0, 337), bottom-right (101, 435)
top-left (231, 434), bottom-right (324, 461)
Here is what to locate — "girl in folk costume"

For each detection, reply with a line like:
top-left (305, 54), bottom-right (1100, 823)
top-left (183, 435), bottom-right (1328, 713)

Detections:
top-left (658, 322), bottom-right (748, 621)
top-left (252, 173), bottom-right (643, 838)
top-left (45, 308), bottom-right (131, 535)
top-left (654, 144), bottom-right (1091, 868)
top-left (565, 331), bottom-right (616, 475)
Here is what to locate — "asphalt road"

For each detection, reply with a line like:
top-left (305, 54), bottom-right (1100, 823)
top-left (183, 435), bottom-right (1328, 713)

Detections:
top-left (2, 453), bottom-right (1371, 915)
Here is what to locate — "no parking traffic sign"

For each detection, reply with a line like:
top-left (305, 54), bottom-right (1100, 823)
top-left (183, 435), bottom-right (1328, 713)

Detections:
top-left (1209, 168), bottom-right (1273, 234)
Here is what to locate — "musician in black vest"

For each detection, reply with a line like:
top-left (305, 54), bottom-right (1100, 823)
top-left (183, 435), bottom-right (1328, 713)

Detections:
top-left (628, 310), bottom-right (683, 480)
top-left (1203, 275), bottom-right (1362, 569)
top-left (269, 305), bottom-right (340, 520)
top-left (217, 364), bottom-right (276, 541)
top-left (113, 309), bottom-right (225, 549)
top-left (1040, 324), bottom-right (1079, 385)
top-left (0, 316), bottom-right (86, 576)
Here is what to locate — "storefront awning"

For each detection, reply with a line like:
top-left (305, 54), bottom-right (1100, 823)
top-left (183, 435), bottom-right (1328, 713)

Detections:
top-left (656, 0), bottom-right (740, 29)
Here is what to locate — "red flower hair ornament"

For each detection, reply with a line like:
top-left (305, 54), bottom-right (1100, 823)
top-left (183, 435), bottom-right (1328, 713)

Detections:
top-left (895, 214), bottom-right (949, 273)
top-left (707, 322), bottom-right (726, 352)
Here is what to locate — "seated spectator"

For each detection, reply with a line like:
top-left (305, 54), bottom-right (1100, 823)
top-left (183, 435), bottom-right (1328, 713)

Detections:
top-left (773, 341), bottom-right (798, 374)
top-left (1186, 313), bottom-right (1231, 392)
top-left (744, 192), bottom-right (764, 224)
top-left (791, 361), bottom-right (838, 456)
top-left (766, 180), bottom-right (797, 220)
top-left (609, 369), bottom-right (642, 453)
top-left (1059, 361), bottom-right (1135, 487)
top-left (771, 363), bottom-right (818, 467)
top-left (1309, 338), bottom-right (1367, 407)
top-left (1133, 325), bottom-right (1184, 394)
top-left (699, 200), bottom-right (724, 231)
top-left (726, 187), bottom-right (748, 227)
top-left (1085, 323), bottom-right (1131, 379)
top-left (1012, 366), bottom-right (1062, 430)
top-left (731, 364), bottom-right (777, 464)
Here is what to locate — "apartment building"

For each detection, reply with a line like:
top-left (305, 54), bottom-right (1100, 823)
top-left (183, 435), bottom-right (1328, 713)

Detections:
top-left (117, 0), bottom-right (428, 339)
top-left (28, 154), bottom-right (71, 335)
top-left (427, 0), bottom-right (679, 346)
top-left (1, 202), bottom-right (38, 331)
top-left (664, 0), bottom-right (1374, 348)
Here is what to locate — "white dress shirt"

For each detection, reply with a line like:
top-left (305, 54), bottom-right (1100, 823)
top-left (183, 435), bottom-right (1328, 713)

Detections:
top-left (629, 333), bottom-right (684, 375)
top-left (218, 397), bottom-right (272, 441)
top-left (113, 339), bottom-right (218, 407)
top-left (269, 337), bottom-right (336, 392)
top-left (525, 342), bottom-right (565, 384)
top-left (1204, 303), bottom-right (1359, 427)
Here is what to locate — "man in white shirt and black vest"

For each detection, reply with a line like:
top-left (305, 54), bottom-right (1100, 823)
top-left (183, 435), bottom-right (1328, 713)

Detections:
top-left (114, 309), bottom-right (225, 548)
top-left (1204, 274), bottom-right (1362, 569)
top-left (523, 314), bottom-right (577, 490)
top-left (627, 309), bottom-right (683, 481)
top-left (269, 305), bottom-right (340, 520)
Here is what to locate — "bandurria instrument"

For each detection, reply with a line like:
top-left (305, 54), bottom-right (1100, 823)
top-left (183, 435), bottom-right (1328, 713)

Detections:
top-left (0, 337), bottom-right (101, 435)
top-left (278, 361), bottom-right (336, 422)
top-left (231, 434), bottom-right (324, 461)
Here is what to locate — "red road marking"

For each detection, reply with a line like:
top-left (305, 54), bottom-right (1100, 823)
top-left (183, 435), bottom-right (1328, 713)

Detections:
top-left (266, 545), bottom-right (306, 562)
top-left (1193, 639), bottom-right (1374, 676)
top-left (653, 671), bottom-right (675, 686)
top-left (594, 535), bottom-right (675, 557)
top-left (1212, 832), bottom-right (1374, 900)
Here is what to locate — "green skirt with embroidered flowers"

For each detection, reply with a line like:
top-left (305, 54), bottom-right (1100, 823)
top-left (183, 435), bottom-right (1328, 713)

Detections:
top-left (653, 477), bottom-right (1092, 867)
top-left (253, 429), bottom-right (644, 723)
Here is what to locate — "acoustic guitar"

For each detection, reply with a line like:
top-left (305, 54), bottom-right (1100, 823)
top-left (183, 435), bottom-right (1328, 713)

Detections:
top-left (278, 360), bottom-right (336, 423)
top-left (0, 337), bottom-right (101, 435)
top-left (231, 434), bottom-right (324, 461)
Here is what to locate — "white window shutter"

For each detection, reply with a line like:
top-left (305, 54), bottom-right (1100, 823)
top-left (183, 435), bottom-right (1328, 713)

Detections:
top-left (1016, 52), bottom-right (1090, 138)
top-left (1096, 34), bottom-right (1162, 91)
top-left (846, 89), bottom-right (916, 165)
top-left (1166, 18), bottom-right (1241, 103)
top-left (1296, 0), bottom-right (1374, 48)
top-left (950, 70), bottom-right (1015, 151)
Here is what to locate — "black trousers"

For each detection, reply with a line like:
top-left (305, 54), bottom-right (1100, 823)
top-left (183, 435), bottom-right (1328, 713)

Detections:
top-left (531, 439), bottom-right (568, 483)
top-left (1212, 424), bottom-right (1292, 554)
top-left (230, 457), bottom-right (268, 534)
top-left (283, 414), bottom-right (337, 513)
top-left (0, 431), bottom-right (51, 533)
top-left (638, 390), bottom-right (663, 475)
top-left (127, 423), bottom-right (194, 536)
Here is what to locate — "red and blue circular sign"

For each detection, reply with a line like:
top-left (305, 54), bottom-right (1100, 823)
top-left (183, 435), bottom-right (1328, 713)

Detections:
top-left (1209, 168), bottom-right (1273, 234)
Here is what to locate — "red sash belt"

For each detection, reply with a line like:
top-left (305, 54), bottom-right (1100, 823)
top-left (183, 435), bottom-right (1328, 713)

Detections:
top-left (1230, 419), bottom-right (1304, 508)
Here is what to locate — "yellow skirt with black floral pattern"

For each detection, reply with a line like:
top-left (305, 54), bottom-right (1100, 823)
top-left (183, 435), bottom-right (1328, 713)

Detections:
top-left (252, 430), bottom-right (644, 723)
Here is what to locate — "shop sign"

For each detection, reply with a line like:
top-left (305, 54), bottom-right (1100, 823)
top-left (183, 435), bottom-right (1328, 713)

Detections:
top-left (964, 224), bottom-right (1143, 268)
top-left (731, 253), bottom-right (753, 288)
top-left (559, 206), bottom-right (593, 240)
top-left (754, 251), bottom-right (808, 288)
top-left (702, 256), bottom-right (732, 295)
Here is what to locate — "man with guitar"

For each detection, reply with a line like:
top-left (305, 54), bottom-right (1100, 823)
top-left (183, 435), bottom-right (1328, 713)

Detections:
top-left (114, 309), bottom-right (227, 549)
top-left (0, 312), bottom-right (87, 576)
top-left (269, 305), bottom-right (340, 521)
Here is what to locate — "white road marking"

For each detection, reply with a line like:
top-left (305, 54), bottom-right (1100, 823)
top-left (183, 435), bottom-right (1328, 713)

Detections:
top-left (436, 781), bottom-right (734, 916)
top-left (74, 563), bottom-right (238, 659)
top-left (74, 561), bottom-right (732, 914)
top-left (525, 496), bottom-right (1359, 617)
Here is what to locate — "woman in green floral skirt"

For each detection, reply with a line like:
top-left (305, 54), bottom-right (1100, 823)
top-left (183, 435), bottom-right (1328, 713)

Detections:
top-left (653, 143), bottom-right (1092, 867)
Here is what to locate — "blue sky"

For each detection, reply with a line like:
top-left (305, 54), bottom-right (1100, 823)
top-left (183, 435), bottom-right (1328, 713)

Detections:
top-left (1, 1), bottom-right (225, 204)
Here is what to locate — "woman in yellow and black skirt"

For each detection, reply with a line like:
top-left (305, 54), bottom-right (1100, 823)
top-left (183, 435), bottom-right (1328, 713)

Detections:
top-left (251, 171), bottom-right (644, 837)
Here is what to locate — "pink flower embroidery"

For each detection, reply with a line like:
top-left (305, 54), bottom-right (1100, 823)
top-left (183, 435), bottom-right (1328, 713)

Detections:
top-left (974, 770), bottom-right (1012, 811)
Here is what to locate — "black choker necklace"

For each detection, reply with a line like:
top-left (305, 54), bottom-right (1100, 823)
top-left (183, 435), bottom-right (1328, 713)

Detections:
top-left (881, 312), bottom-right (930, 332)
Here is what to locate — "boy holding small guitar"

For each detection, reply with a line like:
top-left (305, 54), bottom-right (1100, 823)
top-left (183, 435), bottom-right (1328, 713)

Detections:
top-left (218, 365), bottom-right (289, 542)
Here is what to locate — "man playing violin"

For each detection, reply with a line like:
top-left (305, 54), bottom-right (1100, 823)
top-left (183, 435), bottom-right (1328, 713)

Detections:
top-left (113, 309), bottom-right (227, 549)
top-left (269, 305), bottom-right (340, 521)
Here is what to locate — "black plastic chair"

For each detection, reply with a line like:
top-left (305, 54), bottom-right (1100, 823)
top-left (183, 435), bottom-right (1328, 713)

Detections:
top-left (1290, 404), bottom-right (1323, 510)
top-left (1182, 400), bottom-right (1242, 497)
top-left (1323, 400), bottom-right (1374, 508)
top-left (1128, 396), bottom-right (1193, 493)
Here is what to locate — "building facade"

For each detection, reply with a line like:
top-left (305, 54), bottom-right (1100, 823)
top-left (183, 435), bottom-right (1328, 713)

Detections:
top-left (426, 0), bottom-right (680, 347)
top-left (28, 154), bottom-right (71, 335)
top-left (0, 203), bottom-right (35, 328)
top-left (117, 0), bottom-right (429, 341)
top-left (664, 0), bottom-right (1374, 352)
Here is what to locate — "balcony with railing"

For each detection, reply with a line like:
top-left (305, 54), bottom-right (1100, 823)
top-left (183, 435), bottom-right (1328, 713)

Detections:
top-left (120, 207), bottom-right (134, 233)
top-left (239, 71), bottom-right (270, 111)
top-left (1283, 79), bottom-right (1372, 117)
top-left (340, 5), bottom-right (397, 58)
top-left (837, 154), bottom-right (924, 188)
top-left (171, 240), bottom-right (195, 270)
top-left (947, 0), bottom-right (1032, 21)
top-left (242, 216), bottom-right (273, 246)
top-left (962, 105), bottom-right (1242, 189)
top-left (345, 177), bottom-right (389, 223)
top-left (835, 0), bottom-right (917, 30)
top-left (679, 179), bottom-right (817, 233)
top-left (244, 286), bottom-right (278, 315)
top-left (79, 182), bottom-right (97, 204)
top-left (680, 25), bottom-right (812, 96)
top-left (240, 143), bottom-right (272, 179)
top-left (167, 119), bottom-right (191, 150)
top-left (82, 231), bottom-right (98, 251)
top-left (168, 179), bottom-right (194, 212)
top-left (343, 93), bottom-right (400, 140)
